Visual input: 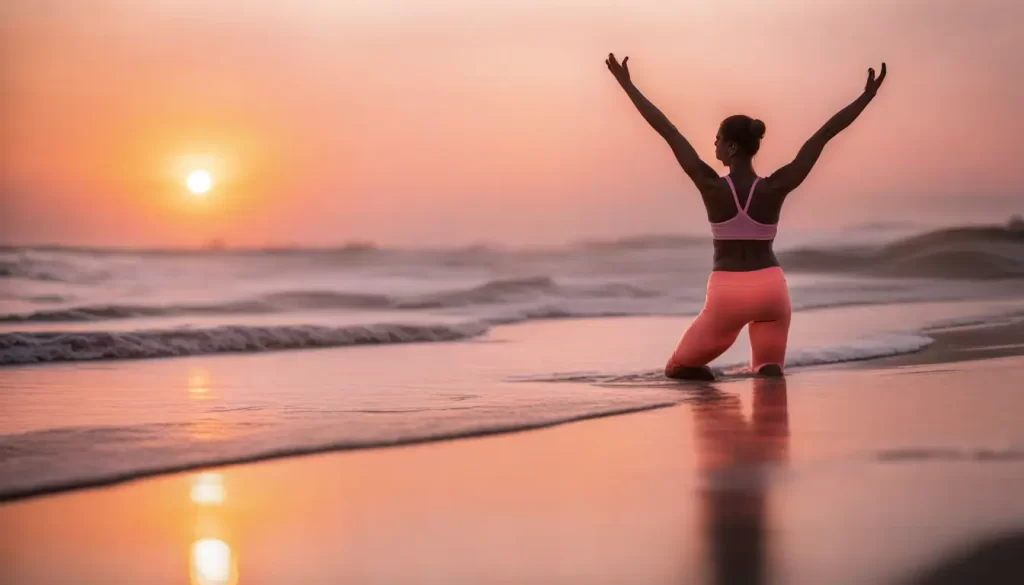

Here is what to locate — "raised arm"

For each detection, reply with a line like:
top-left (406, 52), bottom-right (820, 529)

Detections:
top-left (606, 53), bottom-right (718, 191)
top-left (767, 63), bottom-right (887, 195)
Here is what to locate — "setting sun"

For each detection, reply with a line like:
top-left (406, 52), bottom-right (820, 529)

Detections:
top-left (187, 170), bottom-right (213, 195)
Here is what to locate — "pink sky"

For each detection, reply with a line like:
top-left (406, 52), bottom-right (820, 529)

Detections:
top-left (1, 0), bottom-right (1021, 248)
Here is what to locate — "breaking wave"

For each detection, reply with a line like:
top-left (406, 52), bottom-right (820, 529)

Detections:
top-left (0, 322), bottom-right (487, 366)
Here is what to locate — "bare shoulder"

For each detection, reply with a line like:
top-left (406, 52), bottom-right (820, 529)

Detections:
top-left (760, 170), bottom-right (797, 205)
top-left (699, 176), bottom-right (736, 220)
top-left (699, 175), bottom-right (728, 200)
top-left (687, 158), bottom-right (724, 195)
top-left (750, 174), bottom-right (790, 220)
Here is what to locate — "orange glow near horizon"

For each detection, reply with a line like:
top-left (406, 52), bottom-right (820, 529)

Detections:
top-left (1, 0), bottom-right (1021, 248)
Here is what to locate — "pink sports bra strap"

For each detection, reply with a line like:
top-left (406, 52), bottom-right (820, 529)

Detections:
top-left (724, 176), bottom-right (761, 213)
top-left (724, 176), bottom-right (742, 210)
top-left (744, 177), bottom-right (761, 212)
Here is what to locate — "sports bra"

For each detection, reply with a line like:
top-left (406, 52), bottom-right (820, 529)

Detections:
top-left (709, 176), bottom-right (778, 241)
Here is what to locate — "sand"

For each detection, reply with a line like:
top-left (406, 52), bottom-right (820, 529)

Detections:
top-left (2, 313), bottom-right (1024, 584)
top-left (869, 316), bottom-right (1024, 368)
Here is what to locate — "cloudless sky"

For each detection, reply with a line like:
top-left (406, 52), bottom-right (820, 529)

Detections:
top-left (2, 0), bottom-right (1021, 248)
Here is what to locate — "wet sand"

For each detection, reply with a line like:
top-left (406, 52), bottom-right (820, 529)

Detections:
top-left (868, 315), bottom-right (1024, 368)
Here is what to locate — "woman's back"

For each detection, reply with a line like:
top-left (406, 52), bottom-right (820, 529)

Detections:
top-left (705, 173), bottom-right (784, 272)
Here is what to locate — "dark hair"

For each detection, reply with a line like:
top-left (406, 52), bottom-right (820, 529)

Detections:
top-left (720, 115), bottom-right (766, 157)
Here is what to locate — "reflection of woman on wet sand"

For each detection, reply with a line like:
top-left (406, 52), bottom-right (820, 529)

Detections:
top-left (691, 377), bottom-right (789, 585)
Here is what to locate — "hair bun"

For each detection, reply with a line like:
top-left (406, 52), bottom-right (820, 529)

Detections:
top-left (749, 119), bottom-right (766, 139)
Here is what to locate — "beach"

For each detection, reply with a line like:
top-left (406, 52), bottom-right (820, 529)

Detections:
top-left (3, 298), bottom-right (1024, 584)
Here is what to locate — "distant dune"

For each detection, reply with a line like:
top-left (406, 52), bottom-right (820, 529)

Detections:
top-left (780, 218), bottom-right (1024, 280)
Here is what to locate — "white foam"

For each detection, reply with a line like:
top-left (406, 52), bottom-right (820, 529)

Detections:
top-left (0, 322), bottom-right (488, 365)
top-left (782, 333), bottom-right (934, 368)
top-left (511, 332), bottom-right (935, 384)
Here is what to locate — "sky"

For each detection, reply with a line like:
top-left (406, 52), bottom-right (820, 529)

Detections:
top-left (1, 0), bottom-right (1022, 248)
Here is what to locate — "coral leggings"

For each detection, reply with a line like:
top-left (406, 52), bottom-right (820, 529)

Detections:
top-left (666, 267), bottom-right (791, 374)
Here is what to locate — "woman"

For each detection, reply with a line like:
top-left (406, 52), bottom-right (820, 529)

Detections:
top-left (605, 53), bottom-right (887, 380)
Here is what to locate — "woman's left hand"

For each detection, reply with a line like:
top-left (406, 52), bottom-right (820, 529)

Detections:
top-left (864, 62), bottom-right (887, 97)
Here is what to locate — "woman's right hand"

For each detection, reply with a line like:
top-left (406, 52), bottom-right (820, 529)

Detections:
top-left (606, 53), bottom-right (631, 86)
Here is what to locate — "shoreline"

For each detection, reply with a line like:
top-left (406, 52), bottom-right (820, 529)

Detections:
top-left (0, 401), bottom-right (678, 505)
top-left (860, 316), bottom-right (1024, 369)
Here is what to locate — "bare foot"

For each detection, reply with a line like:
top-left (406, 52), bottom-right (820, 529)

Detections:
top-left (665, 365), bottom-right (716, 381)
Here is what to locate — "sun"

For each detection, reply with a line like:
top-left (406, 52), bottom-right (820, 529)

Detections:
top-left (187, 170), bottom-right (213, 195)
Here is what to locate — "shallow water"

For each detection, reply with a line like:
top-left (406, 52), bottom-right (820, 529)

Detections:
top-left (1, 299), bottom-right (1021, 501)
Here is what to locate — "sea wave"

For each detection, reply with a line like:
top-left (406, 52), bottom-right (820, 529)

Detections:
top-left (0, 293), bottom-right (395, 323)
top-left (0, 301), bottom-right (278, 323)
top-left (573, 234), bottom-right (708, 251)
top-left (0, 276), bottom-right (661, 323)
top-left (400, 276), bottom-right (658, 309)
top-left (0, 257), bottom-right (110, 284)
top-left (0, 322), bottom-right (487, 366)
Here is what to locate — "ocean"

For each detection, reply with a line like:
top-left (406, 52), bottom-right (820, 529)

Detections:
top-left (1, 220), bottom-right (1022, 499)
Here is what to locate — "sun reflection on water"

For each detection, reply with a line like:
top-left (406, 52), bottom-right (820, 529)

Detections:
top-left (189, 472), bottom-right (237, 585)
top-left (190, 472), bottom-right (226, 505)
top-left (190, 538), bottom-right (237, 585)
top-left (188, 368), bottom-right (212, 399)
